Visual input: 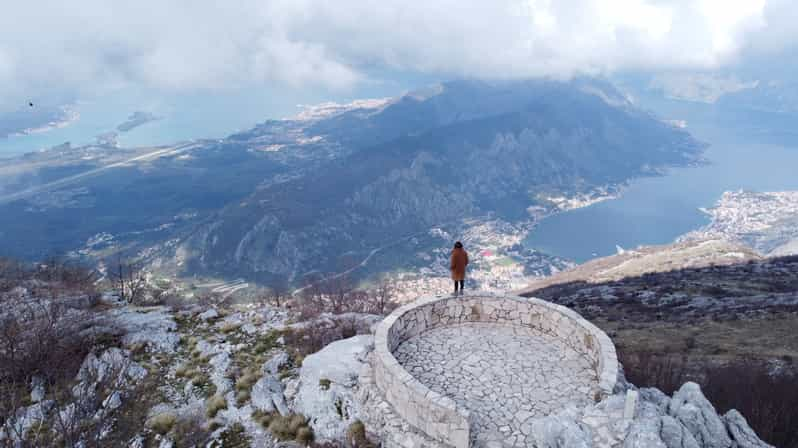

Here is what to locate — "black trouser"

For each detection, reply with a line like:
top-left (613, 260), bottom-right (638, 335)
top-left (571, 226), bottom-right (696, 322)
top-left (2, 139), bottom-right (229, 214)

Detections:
top-left (454, 280), bottom-right (464, 292)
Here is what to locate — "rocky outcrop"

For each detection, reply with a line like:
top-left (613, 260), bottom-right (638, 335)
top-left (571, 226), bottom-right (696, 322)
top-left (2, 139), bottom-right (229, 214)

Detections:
top-left (526, 414), bottom-right (593, 448)
top-left (252, 350), bottom-right (291, 416)
top-left (359, 352), bottom-right (772, 448)
top-left (624, 415), bottom-right (700, 448)
top-left (723, 410), bottom-right (774, 448)
top-left (251, 375), bottom-right (289, 415)
top-left (294, 335), bottom-right (374, 441)
top-left (109, 306), bottom-right (180, 353)
top-left (623, 383), bottom-right (773, 448)
top-left (668, 382), bottom-right (732, 448)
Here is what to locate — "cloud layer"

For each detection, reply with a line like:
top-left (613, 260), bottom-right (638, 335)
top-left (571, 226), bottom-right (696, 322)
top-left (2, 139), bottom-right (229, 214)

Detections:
top-left (1, 0), bottom-right (795, 110)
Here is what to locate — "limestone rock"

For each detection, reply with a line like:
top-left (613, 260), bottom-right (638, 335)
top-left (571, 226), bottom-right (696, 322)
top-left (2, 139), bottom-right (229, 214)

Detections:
top-left (30, 376), bottom-right (45, 403)
top-left (667, 382), bottom-right (732, 448)
top-left (198, 308), bottom-right (219, 321)
top-left (110, 306), bottom-right (180, 353)
top-left (0, 400), bottom-right (54, 444)
top-left (294, 335), bottom-right (373, 440)
top-left (624, 418), bottom-right (668, 448)
top-left (659, 415), bottom-right (701, 448)
top-left (614, 365), bottom-right (634, 395)
top-left (527, 415), bottom-right (592, 448)
top-left (251, 375), bottom-right (289, 415)
top-left (723, 410), bottom-right (773, 448)
top-left (208, 350), bottom-right (233, 395)
top-left (624, 414), bottom-right (701, 448)
top-left (263, 351), bottom-right (290, 375)
top-left (638, 387), bottom-right (670, 414)
top-left (102, 391), bottom-right (123, 411)
top-left (76, 348), bottom-right (147, 387)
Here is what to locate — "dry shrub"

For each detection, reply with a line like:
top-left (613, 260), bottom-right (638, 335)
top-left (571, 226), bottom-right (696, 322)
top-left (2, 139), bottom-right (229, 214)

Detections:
top-left (205, 394), bottom-right (228, 418)
top-left (146, 412), bottom-right (177, 435)
top-left (0, 258), bottom-right (30, 295)
top-left (296, 275), bottom-right (397, 320)
top-left (267, 413), bottom-right (313, 442)
top-left (620, 351), bottom-right (690, 395)
top-left (101, 372), bottom-right (166, 447)
top-left (296, 426), bottom-right (314, 444)
top-left (346, 420), bottom-right (376, 448)
top-left (703, 363), bottom-right (798, 448)
top-left (235, 389), bottom-right (251, 407)
top-left (283, 316), bottom-right (371, 358)
top-left (312, 442), bottom-right (344, 448)
top-left (175, 363), bottom-right (191, 378)
top-left (0, 294), bottom-right (120, 438)
top-left (218, 422), bottom-right (251, 447)
top-left (0, 256), bottom-right (105, 398)
top-left (171, 413), bottom-right (211, 447)
top-left (196, 292), bottom-right (232, 309)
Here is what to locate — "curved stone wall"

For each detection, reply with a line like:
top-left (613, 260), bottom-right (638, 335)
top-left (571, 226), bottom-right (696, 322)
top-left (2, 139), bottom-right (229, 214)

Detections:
top-left (372, 293), bottom-right (618, 448)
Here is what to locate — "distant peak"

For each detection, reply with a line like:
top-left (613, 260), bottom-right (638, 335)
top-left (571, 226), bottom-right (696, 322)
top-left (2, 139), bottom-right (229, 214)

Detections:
top-left (292, 98), bottom-right (392, 121)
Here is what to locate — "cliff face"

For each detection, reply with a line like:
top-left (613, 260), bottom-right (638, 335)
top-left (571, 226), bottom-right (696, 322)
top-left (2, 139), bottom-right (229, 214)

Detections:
top-left (176, 79), bottom-right (703, 283)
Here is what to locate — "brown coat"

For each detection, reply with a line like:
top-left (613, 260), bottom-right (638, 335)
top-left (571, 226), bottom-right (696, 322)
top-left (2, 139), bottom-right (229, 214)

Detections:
top-left (450, 248), bottom-right (469, 281)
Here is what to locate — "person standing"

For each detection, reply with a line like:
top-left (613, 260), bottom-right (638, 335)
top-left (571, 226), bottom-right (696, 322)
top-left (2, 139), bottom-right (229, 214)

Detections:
top-left (450, 241), bottom-right (469, 294)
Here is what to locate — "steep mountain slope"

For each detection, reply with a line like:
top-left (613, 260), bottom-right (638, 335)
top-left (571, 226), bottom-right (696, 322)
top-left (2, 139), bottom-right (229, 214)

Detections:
top-left (173, 80), bottom-right (703, 283)
top-left (0, 79), bottom-right (703, 285)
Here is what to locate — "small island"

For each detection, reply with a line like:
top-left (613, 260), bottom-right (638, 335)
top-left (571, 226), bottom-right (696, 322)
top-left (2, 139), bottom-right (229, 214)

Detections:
top-left (116, 111), bottom-right (161, 132)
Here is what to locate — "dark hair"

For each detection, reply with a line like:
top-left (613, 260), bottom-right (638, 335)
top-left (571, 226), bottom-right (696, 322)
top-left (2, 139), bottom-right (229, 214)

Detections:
top-left (454, 241), bottom-right (463, 249)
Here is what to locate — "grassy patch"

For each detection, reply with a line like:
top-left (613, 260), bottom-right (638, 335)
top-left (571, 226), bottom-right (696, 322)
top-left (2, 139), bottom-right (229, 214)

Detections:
top-left (175, 363), bottom-right (191, 378)
top-left (252, 330), bottom-right (283, 355)
top-left (346, 420), bottom-right (375, 448)
top-left (296, 426), bottom-right (314, 444)
top-left (220, 322), bottom-right (243, 334)
top-left (216, 422), bottom-right (251, 448)
top-left (252, 411), bottom-right (314, 443)
top-left (236, 389), bottom-right (251, 407)
top-left (171, 414), bottom-right (211, 447)
top-left (268, 413), bottom-right (312, 441)
top-left (146, 412), bottom-right (177, 435)
top-left (251, 409), bottom-right (274, 427)
top-left (235, 369), bottom-right (260, 393)
top-left (205, 394), bottom-right (228, 418)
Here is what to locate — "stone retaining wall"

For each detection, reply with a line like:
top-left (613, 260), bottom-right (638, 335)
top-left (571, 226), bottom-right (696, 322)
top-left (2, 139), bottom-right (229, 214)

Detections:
top-left (372, 293), bottom-right (618, 448)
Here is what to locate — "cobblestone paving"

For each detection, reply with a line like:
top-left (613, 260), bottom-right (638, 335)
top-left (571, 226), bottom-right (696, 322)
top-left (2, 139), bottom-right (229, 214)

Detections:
top-left (394, 322), bottom-right (598, 446)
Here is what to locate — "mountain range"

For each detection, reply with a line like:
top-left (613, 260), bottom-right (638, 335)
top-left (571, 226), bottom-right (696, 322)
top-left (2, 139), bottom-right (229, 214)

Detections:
top-left (0, 79), bottom-right (704, 285)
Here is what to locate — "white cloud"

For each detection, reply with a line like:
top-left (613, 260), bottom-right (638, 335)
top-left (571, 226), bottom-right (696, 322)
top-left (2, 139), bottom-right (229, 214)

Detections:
top-left (0, 0), bottom-right (793, 111)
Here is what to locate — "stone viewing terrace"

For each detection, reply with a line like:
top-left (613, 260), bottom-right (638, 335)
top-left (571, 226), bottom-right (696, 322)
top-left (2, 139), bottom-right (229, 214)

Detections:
top-left (371, 293), bottom-right (618, 447)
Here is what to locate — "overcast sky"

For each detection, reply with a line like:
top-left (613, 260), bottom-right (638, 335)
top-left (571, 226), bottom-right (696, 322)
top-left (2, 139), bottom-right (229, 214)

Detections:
top-left (2, 0), bottom-right (797, 112)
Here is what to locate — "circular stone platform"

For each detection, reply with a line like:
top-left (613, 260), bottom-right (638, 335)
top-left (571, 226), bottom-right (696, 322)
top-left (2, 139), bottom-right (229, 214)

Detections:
top-left (372, 293), bottom-right (617, 448)
top-left (394, 323), bottom-right (597, 444)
